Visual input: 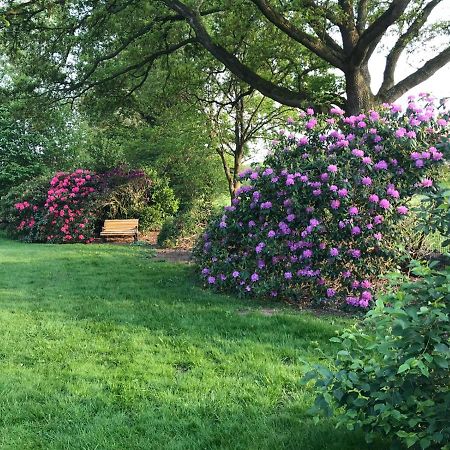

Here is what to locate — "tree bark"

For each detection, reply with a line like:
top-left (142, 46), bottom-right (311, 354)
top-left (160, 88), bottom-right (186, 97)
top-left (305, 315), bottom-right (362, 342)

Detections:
top-left (344, 64), bottom-right (375, 114)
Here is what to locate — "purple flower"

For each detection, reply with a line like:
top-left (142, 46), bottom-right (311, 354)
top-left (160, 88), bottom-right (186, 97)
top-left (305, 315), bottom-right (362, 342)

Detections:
top-left (219, 221), bottom-right (227, 228)
top-left (351, 226), bottom-right (361, 235)
top-left (232, 271), bottom-right (240, 278)
top-left (351, 149), bottom-right (364, 158)
top-left (328, 200), bottom-right (339, 211)
top-left (329, 185), bottom-right (338, 192)
top-left (361, 177), bottom-right (372, 186)
top-left (342, 271), bottom-right (352, 279)
top-left (286, 214), bottom-right (295, 222)
top-left (255, 242), bottom-right (266, 253)
top-left (327, 164), bottom-right (338, 173)
top-left (207, 276), bottom-right (216, 284)
top-left (284, 272), bottom-right (293, 279)
top-left (348, 206), bottom-right (359, 216)
top-left (362, 157), bottom-right (372, 165)
top-left (251, 273), bottom-right (259, 282)
top-left (397, 205), bottom-right (408, 215)
top-left (373, 215), bottom-right (384, 225)
top-left (330, 247), bottom-right (339, 257)
top-left (369, 194), bottom-right (379, 203)
top-left (373, 232), bottom-right (382, 241)
top-left (261, 201), bottom-right (272, 209)
top-left (312, 189), bottom-right (322, 196)
top-left (374, 160), bottom-right (388, 170)
top-left (326, 288), bottom-right (336, 298)
top-left (349, 249), bottom-right (361, 258)
top-left (302, 249), bottom-right (313, 258)
top-left (338, 188), bottom-right (348, 197)
top-left (201, 268), bottom-right (210, 275)
top-left (395, 127), bottom-right (406, 138)
top-left (379, 199), bottom-right (391, 209)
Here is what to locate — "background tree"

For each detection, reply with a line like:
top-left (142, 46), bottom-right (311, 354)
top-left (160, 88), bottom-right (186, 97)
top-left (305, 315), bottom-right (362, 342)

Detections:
top-left (1, 0), bottom-right (448, 114)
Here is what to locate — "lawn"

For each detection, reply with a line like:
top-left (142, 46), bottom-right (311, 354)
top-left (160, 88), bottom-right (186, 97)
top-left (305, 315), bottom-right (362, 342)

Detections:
top-left (0, 237), bottom-right (380, 450)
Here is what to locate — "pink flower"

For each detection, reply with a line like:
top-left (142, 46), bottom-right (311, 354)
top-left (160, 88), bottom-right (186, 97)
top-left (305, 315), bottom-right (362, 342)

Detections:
top-left (361, 177), bottom-right (372, 186)
top-left (397, 206), bottom-right (408, 215)
top-left (338, 188), bottom-right (348, 197)
top-left (369, 194), bottom-right (379, 203)
top-left (330, 199), bottom-right (340, 209)
top-left (327, 164), bottom-right (338, 173)
top-left (379, 199), bottom-right (391, 209)
top-left (420, 178), bottom-right (433, 188)
top-left (348, 206), bottom-right (359, 216)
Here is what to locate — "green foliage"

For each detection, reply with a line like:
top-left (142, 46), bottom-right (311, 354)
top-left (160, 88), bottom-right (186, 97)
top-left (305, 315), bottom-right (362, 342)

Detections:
top-left (0, 176), bottom-right (49, 238)
top-left (157, 196), bottom-right (213, 248)
top-left (304, 261), bottom-right (450, 449)
top-left (415, 176), bottom-right (450, 248)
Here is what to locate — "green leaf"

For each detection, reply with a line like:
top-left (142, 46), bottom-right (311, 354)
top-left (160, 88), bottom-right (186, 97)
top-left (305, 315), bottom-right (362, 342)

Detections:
top-left (398, 363), bottom-right (410, 374)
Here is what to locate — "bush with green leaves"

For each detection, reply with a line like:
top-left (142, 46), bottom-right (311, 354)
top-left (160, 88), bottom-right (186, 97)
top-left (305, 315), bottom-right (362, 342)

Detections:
top-left (304, 261), bottom-right (450, 449)
top-left (1, 166), bottom-right (178, 242)
top-left (157, 196), bottom-right (213, 248)
top-left (415, 177), bottom-right (450, 250)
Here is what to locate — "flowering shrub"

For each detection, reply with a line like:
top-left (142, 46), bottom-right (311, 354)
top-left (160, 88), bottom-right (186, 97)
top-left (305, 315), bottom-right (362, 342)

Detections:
top-left (304, 261), bottom-right (450, 449)
top-left (194, 96), bottom-right (449, 309)
top-left (2, 165), bottom-right (178, 243)
top-left (12, 169), bottom-right (100, 243)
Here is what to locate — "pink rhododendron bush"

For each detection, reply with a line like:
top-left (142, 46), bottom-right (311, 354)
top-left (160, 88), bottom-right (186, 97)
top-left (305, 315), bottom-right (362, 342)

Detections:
top-left (194, 97), bottom-right (449, 310)
top-left (1, 166), bottom-right (176, 243)
top-left (10, 169), bottom-right (101, 243)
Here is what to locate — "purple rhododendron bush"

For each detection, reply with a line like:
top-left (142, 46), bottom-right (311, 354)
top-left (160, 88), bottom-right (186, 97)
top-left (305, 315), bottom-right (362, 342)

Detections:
top-left (194, 96), bottom-right (449, 310)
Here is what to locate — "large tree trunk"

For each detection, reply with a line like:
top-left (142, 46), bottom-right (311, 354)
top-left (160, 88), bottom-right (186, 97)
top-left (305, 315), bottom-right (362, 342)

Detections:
top-left (344, 64), bottom-right (375, 115)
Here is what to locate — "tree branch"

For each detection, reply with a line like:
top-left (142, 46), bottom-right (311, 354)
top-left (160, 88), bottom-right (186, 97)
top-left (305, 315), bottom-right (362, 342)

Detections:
top-left (378, 0), bottom-right (442, 95)
top-left (377, 45), bottom-right (450, 103)
top-left (356, 0), bottom-right (369, 34)
top-left (162, 0), bottom-right (314, 107)
top-left (351, 0), bottom-right (413, 65)
top-left (248, 0), bottom-right (345, 69)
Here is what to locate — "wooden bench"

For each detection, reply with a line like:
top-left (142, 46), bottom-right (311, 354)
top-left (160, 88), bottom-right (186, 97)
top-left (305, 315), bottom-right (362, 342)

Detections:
top-left (100, 219), bottom-right (139, 242)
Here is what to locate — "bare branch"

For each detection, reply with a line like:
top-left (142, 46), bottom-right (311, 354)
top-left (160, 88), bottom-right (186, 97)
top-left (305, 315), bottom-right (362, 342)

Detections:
top-left (248, 0), bottom-right (345, 69)
top-left (378, 0), bottom-right (442, 95)
top-left (351, 0), bottom-right (413, 65)
top-left (377, 45), bottom-right (450, 103)
top-left (163, 0), bottom-right (314, 107)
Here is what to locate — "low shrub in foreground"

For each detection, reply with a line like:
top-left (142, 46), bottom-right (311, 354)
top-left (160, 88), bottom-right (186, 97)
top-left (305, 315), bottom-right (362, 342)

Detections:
top-left (194, 96), bottom-right (449, 309)
top-left (304, 261), bottom-right (450, 449)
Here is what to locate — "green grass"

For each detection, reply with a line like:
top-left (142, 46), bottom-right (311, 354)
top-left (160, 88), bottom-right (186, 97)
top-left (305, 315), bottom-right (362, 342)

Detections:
top-left (0, 237), bottom-right (378, 450)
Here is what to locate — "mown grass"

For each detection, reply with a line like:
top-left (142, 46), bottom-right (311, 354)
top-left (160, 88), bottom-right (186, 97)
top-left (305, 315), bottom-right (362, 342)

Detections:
top-left (0, 237), bottom-right (381, 449)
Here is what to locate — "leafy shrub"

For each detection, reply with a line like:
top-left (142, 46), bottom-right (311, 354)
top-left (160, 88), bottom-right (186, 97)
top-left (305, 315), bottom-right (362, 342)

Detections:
top-left (95, 166), bottom-right (178, 231)
top-left (2, 166), bottom-right (178, 243)
top-left (5, 169), bottom-right (100, 243)
top-left (158, 196), bottom-right (213, 248)
top-left (0, 176), bottom-right (49, 238)
top-left (415, 178), bottom-right (450, 249)
top-left (194, 96), bottom-right (449, 309)
top-left (304, 261), bottom-right (450, 449)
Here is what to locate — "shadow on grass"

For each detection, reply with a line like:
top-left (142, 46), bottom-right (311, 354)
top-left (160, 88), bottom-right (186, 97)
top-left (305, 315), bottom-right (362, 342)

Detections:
top-left (0, 239), bottom-right (384, 450)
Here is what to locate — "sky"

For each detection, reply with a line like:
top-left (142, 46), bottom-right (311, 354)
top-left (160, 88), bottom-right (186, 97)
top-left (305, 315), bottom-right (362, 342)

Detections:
top-left (369, 1), bottom-right (450, 105)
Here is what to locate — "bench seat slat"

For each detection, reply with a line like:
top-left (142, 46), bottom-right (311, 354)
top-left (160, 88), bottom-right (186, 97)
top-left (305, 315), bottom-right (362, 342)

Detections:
top-left (100, 219), bottom-right (139, 240)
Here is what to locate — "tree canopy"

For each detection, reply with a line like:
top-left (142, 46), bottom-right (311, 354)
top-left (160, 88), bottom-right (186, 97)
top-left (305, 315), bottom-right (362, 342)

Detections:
top-left (1, 0), bottom-right (449, 114)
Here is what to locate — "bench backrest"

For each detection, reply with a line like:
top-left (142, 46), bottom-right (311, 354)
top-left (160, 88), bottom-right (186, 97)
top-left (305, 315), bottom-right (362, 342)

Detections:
top-left (103, 219), bottom-right (139, 231)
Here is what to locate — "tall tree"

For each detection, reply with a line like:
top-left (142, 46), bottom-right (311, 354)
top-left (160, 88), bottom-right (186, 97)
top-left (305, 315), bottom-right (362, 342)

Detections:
top-left (2, 0), bottom-right (448, 114)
